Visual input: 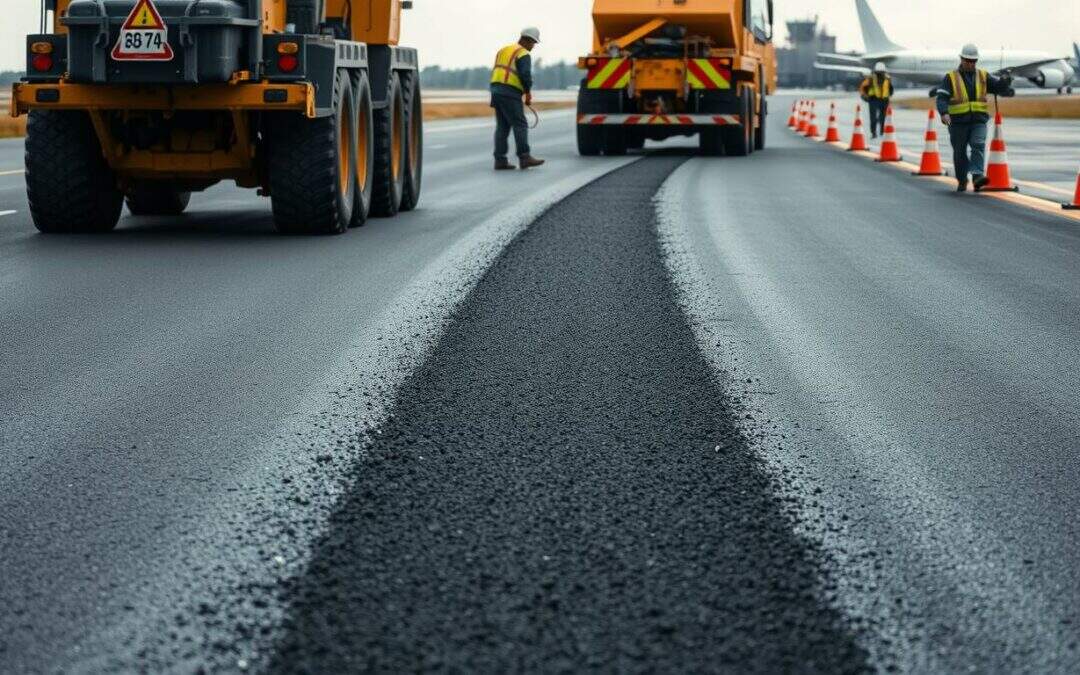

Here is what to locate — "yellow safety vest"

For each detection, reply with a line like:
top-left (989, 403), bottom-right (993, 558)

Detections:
top-left (490, 44), bottom-right (527, 91)
top-left (864, 75), bottom-right (889, 99)
top-left (947, 69), bottom-right (989, 115)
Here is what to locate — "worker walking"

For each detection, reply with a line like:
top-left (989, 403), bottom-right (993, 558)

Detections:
top-left (937, 44), bottom-right (1015, 192)
top-left (859, 62), bottom-right (893, 138)
top-left (490, 28), bottom-right (545, 171)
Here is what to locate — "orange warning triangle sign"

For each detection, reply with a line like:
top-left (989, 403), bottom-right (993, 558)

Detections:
top-left (112, 0), bottom-right (174, 61)
top-left (122, 0), bottom-right (166, 30)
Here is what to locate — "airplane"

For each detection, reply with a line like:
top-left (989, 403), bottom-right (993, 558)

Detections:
top-left (815, 0), bottom-right (1075, 94)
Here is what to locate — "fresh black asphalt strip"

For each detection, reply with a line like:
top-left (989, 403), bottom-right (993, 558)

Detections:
top-left (270, 155), bottom-right (870, 672)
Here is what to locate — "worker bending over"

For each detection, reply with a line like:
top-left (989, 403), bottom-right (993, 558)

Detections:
top-left (937, 44), bottom-right (1014, 192)
top-left (490, 28), bottom-right (545, 171)
top-left (860, 62), bottom-right (893, 138)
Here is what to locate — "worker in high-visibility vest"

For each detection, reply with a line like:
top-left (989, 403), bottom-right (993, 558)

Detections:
top-left (490, 28), bottom-right (545, 171)
top-left (936, 44), bottom-right (1015, 192)
top-left (859, 62), bottom-right (893, 138)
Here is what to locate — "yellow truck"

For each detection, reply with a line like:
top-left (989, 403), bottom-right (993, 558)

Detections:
top-left (577, 0), bottom-right (777, 156)
top-left (11, 0), bottom-right (422, 235)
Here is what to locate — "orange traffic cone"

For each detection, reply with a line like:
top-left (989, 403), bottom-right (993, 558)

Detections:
top-left (796, 100), bottom-right (808, 133)
top-left (912, 108), bottom-right (945, 176)
top-left (978, 111), bottom-right (1018, 192)
top-left (787, 101), bottom-right (797, 128)
top-left (824, 102), bottom-right (841, 142)
top-left (1064, 166), bottom-right (1080, 210)
top-left (804, 102), bottom-right (820, 138)
top-left (847, 104), bottom-right (868, 151)
top-left (876, 106), bottom-right (901, 162)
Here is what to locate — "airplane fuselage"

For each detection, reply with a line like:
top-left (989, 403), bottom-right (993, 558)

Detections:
top-left (859, 50), bottom-right (1075, 89)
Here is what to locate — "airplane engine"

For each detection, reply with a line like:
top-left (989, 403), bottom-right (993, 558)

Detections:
top-left (1032, 68), bottom-right (1067, 89)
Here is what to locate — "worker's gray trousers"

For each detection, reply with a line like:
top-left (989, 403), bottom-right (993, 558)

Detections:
top-left (948, 121), bottom-right (988, 181)
top-left (491, 94), bottom-right (530, 159)
top-left (868, 99), bottom-right (888, 136)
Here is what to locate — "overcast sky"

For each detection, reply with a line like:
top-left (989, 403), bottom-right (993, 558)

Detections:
top-left (3, 1), bottom-right (1077, 72)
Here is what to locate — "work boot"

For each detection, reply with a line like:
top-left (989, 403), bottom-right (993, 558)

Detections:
top-left (956, 180), bottom-right (968, 192)
top-left (519, 155), bottom-right (545, 170)
top-left (494, 158), bottom-right (515, 171)
top-left (972, 174), bottom-right (990, 191)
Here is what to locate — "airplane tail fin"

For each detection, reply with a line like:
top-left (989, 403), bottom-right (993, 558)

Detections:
top-left (855, 0), bottom-right (904, 54)
top-left (1073, 41), bottom-right (1079, 64)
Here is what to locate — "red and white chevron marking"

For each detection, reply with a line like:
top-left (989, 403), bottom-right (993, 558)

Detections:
top-left (577, 114), bottom-right (741, 126)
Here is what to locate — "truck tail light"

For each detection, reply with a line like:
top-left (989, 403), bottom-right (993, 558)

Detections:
top-left (277, 55), bottom-right (299, 73)
top-left (31, 53), bottom-right (54, 72)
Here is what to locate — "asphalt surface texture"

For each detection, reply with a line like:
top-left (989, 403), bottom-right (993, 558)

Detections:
top-left (660, 99), bottom-right (1080, 672)
top-left (269, 155), bottom-right (868, 672)
top-left (2, 96), bottom-right (1080, 672)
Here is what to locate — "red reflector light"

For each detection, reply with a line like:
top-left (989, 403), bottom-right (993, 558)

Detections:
top-left (31, 53), bottom-right (53, 72)
top-left (277, 54), bottom-right (299, 73)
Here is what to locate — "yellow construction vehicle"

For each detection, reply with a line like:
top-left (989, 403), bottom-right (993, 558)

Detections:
top-left (10, 0), bottom-right (422, 234)
top-left (577, 0), bottom-right (777, 156)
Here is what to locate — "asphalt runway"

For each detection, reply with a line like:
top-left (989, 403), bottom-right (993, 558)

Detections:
top-left (659, 102), bottom-right (1080, 671)
top-left (2, 98), bottom-right (1080, 672)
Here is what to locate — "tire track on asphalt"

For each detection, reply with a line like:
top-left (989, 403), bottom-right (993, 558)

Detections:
top-left (269, 154), bottom-right (870, 672)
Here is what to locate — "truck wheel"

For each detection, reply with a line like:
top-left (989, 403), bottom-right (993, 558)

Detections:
top-left (399, 72), bottom-right (423, 212)
top-left (371, 73), bottom-right (407, 217)
top-left (269, 69), bottom-right (356, 235)
top-left (699, 127), bottom-right (724, 156)
top-left (577, 124), bottom-right (603, 156)
top-left (577, 85), bottom-right (618, 156)
top-left (25, 110), bottom-right (122, 233)
top-left (754, 94), bottom-right (767, 151)
top-left (125, 186), bottom-right (191, 216)
top-left (722, 90), bottom-right (753, 157)
top-left (746, 92), bottom-right (756, 155)
top-left (350, 71), bottom-right (375, 228)
top-left (604, 128), bottom-right (628, 156)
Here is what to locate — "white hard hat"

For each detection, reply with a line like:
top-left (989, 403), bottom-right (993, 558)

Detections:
top-left (960, 43), bottom-right (980, 60)
top-left (874, 61), bottom-right (887, 73)
top-left (521, 27), bottom-right (540, 43)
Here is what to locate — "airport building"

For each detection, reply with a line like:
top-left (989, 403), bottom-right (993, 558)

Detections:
top-left (777, 17), bottom-right (858, 89)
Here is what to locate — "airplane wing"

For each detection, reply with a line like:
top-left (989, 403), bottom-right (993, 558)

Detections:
top-left (816, 53), bottom-right (866, 66)
top-left (813, 61), bottom-right (871, 77)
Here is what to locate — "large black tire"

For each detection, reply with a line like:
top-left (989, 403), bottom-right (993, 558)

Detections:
top-left (576, 88), bottom-right (603, 156)
top-left (125, 186), bottom-right (191, 216)
top-left (626, 132), bottom-right (645, 150)
top-left (699, 127), bottom-right (724, 156)
top-left (722, 90), bottom-right (753, 157)
top-left (350, 70), bottom-right (375, 228)
top-left (268, 69), bottom-right (356, 235)
top-left (25, 110), bottom-right (122, 233)
top-left (754, 94), bottom-right (767, 151)
top-left (399, 72), bottom-right (423, 212)
top-left (578, 84), bottom-right (627, 156)
top-left (604, 127), bottom-right (628, 156)
top-left (371, 73), bottom-right (407, 217)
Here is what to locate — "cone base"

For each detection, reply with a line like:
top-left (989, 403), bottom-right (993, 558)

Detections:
top-left (1064, 204), bottom-right (1080, 210)
top-left (876, 157), bottom-right (902, 163)
top-left (912, 171), bottom-right (945, 176)
top-left (975, 186), bottom-right (1019, 193)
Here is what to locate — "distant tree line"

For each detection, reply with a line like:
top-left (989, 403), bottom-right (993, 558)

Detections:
top-left (420, 60), bottom-right (581, 90)
top-left (0, 71), bottom-right (26, 86)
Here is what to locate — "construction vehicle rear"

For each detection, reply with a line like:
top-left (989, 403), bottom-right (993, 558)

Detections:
top-left (577, 0), bottom-right (777, 156)
top-left (11, 0), bottom-right (423, 234)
